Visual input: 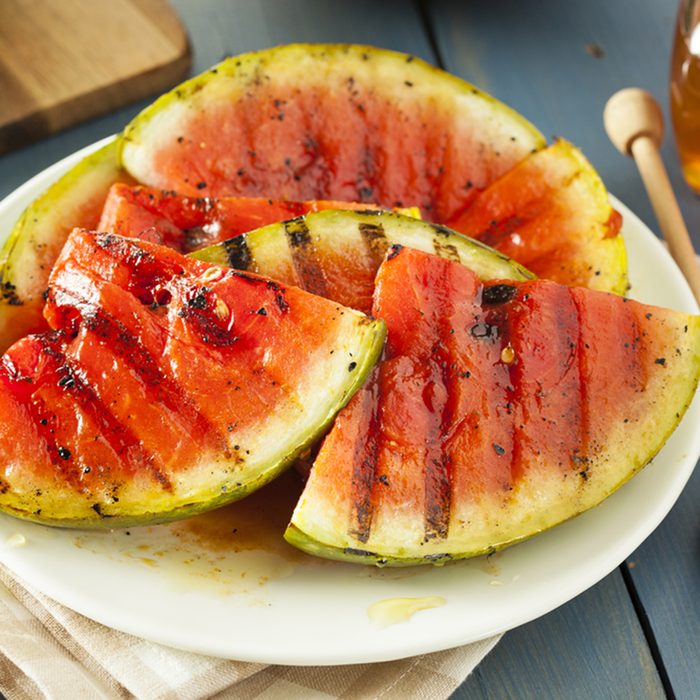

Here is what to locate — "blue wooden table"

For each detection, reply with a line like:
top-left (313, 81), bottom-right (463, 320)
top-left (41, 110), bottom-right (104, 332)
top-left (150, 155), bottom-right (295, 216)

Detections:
top-left (0, 2), bottom-right (697, 697)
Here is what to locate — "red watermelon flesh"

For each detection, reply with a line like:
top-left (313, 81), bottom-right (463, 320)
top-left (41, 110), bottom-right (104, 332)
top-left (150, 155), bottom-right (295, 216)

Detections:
top-left (446, 140), bottom-right (627, 294)
top-left (121, 45), bottom-right (544, 225)
top-left (286, 246), bottom-right (700, 564)
top-left (0, 230), bottom-right (385, 527)
top-left (97, 183), bottom-right (381, 252)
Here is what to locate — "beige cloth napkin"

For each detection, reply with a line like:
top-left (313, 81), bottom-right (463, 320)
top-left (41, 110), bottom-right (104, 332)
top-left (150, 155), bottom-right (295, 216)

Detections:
top-left (0, 564), bottom-right (499, 700)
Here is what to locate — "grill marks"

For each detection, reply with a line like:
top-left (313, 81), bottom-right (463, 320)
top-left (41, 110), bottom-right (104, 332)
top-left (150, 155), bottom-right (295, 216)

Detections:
top-left (504, 282), bottom-right (584, 481)
top-left (348, 378), bottom-right (382, 543)
top-left (38, 336), bottom-right (174, 490)
top-left (1, 333), bottom-right (174, 491)
top-left (223, 235), bottom-right (253, 271)
top-left (422, 333), bottom-right (454, 541)
top-left (79, 305), bottom-right (214, 444)
top-left (37, 234), bottom-right (236, 493)
top-left (432, 239), bottom-right (461, 263)
top-left (344, 250), bottom-right (600, 546)
top-left (358, 222), bottom-right (389, 268)
top-left (284, 218), bottom-right (329, 296)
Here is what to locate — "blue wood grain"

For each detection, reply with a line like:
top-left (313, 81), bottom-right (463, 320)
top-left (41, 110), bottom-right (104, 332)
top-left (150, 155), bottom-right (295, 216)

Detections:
top-left (623, 467), bottom-right (700, 700)
top-left (450, 571), bottom-right (664, 700)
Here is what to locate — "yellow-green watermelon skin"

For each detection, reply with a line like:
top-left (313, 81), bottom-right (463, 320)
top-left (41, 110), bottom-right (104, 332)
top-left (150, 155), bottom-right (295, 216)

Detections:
top-left (287, 246), bottom-right (700, 565)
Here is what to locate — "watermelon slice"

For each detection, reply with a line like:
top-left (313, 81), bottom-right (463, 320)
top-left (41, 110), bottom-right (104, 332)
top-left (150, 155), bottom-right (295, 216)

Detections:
top-left (192, 209), bottom-right (534, 314)
top-left (97, 182), bottom-right (408, 252)
top-left (0, 139), bottom-right (133, 352)
top-left (0, 230), bottom-right (385, 528)
top-left (447, 140), bottom-right (627, 294)
top-left (285, 246), bottom-right (700, 565)
top-left (120, 44), bottom-right (545, 222)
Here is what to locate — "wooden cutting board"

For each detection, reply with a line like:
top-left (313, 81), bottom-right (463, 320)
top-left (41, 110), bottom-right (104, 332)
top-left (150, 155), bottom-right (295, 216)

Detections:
top-left (0, 0), bottom-right (191, 154)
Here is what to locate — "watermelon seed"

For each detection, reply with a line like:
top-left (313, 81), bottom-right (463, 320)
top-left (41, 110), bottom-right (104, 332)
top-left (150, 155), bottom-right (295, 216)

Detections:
top-left (57, 447), bottom-right (71, 460)
top-left (492, 443), bottom-right (505, 456)
top-left (199, 267), bottom-right (222, 284)
top-left (214, 299), bottom-right (230, 321)
top-left (348, 362), bottom-right (357, 372)
top-left (483, 284), bottom-right (517, 305)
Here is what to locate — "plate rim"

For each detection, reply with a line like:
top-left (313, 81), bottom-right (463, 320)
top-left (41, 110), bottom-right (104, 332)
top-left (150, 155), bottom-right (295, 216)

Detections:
top-left (0, 141), bottom-right (698, 665)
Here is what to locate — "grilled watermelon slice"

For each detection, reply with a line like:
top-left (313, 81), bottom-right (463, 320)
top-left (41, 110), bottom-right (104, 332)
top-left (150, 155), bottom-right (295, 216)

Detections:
top-left (0, 230), bottom-right (385, 528)
top-left (97, 182), bottom-right (411, 252)
top-left (285, 246), bottom-right (700, 566)
top-left (119, 45), bottom-right (626, 294)
top-left (447, 140), bottom-right (627, 294)
top-left (0, 139), bottom-right (133, 352)
top-left (192, 209), bottom-right (534, 314)
top-left (120, 44), bottom-right (545, 222)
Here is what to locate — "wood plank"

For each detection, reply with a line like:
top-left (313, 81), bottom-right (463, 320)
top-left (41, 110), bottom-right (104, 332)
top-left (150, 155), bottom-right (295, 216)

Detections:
top-left (0, 0), bottom-right (191, 154)
top-left (450, 571), bottom-right (664, 699)
top-left (425, 0), bottom-right (700, 251)
top-left (623, 467), bottom-right (700, 700)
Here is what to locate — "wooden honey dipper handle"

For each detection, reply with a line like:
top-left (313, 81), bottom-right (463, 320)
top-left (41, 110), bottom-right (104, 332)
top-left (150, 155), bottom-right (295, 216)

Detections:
top-left (604, 87), bottom-right (700, 304)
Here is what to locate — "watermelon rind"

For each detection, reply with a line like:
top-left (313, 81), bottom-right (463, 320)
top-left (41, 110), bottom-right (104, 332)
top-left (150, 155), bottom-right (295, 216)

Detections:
top-left (0, 311), bottom-right (386, 529)
top-left (0, 138), bottom-right (128, 352)
top-left (191, 209), bottom-right (535, 286)
top-left (0, 315), bottom-right (386, 529)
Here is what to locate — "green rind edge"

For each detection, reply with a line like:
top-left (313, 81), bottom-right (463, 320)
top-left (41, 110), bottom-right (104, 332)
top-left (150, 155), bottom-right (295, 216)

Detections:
top-left (0, 137), bottom-right (126, 350)
top-left (191, 209), bottom-right (536, 282)
top-left (0, 314), bottom-right (386, 529)
top-left (0, 138), bottom-right (121, 286)
top-left (284, 305), bottom-right (700, 566)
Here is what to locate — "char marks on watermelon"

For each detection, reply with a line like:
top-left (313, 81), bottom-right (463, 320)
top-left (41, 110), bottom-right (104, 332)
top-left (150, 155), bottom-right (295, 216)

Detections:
top-left (0, 230), bottom-right (385, 527)
top-left (286, 246), bottom-right (700, 565)
top-left (98, 182), bottom-right (383, 253)
top-left (192, 209), bottom-right (534, 315)
top-left (121, 44), bottom-right (545, 225)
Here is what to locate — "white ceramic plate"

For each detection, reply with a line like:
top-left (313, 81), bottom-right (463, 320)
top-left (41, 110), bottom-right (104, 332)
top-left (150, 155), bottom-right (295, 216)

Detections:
top-left (0, 139), bottom-right (698, 666)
